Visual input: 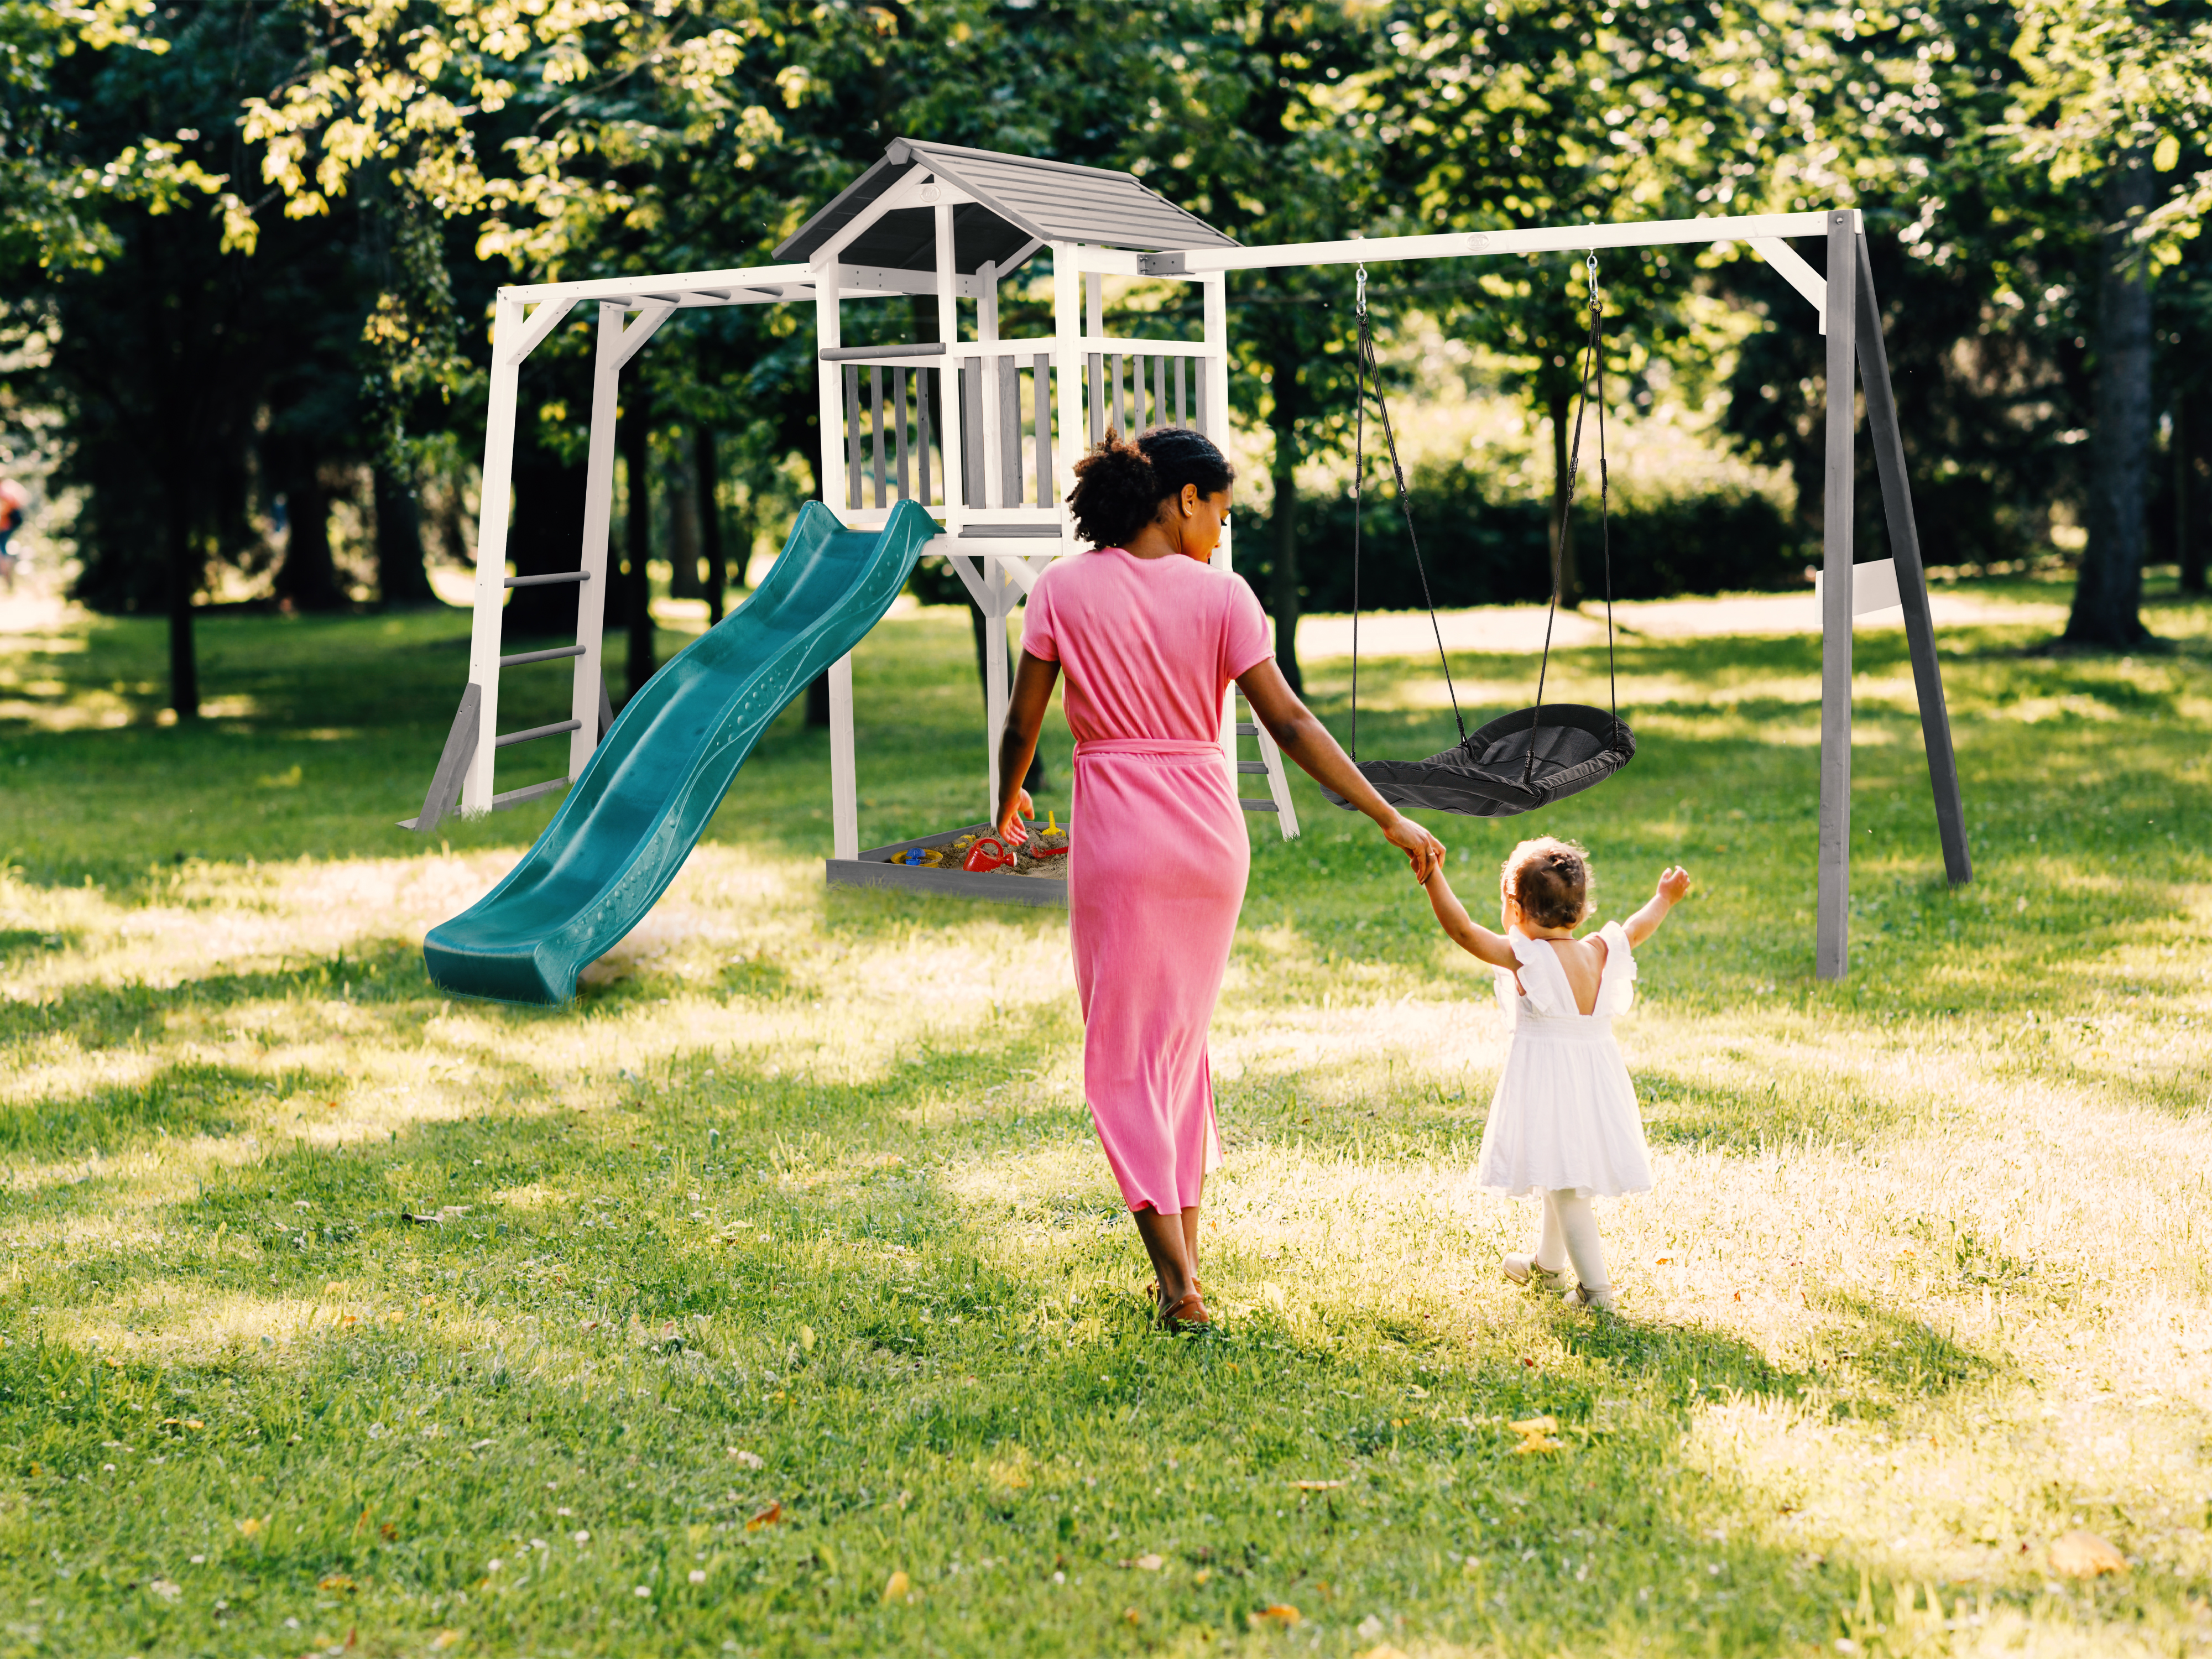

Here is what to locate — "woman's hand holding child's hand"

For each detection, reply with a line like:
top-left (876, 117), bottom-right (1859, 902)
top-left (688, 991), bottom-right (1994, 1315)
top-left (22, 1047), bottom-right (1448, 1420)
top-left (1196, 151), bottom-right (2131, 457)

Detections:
top-left (1382, 813), bottom-right (1446, 884)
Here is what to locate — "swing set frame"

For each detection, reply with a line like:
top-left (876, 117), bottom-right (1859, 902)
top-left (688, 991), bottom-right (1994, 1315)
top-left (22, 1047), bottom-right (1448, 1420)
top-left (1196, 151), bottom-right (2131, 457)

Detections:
top-left (1168, 205), bottom-right (1972, 980)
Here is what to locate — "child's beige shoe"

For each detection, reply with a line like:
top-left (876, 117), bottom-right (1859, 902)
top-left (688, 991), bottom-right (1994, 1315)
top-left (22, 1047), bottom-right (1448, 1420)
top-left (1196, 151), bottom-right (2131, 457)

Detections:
top-left (1563, 1282), bottom-right (1618, 1313)
top-left (1503, 1253), bottom-right (1566, 1287)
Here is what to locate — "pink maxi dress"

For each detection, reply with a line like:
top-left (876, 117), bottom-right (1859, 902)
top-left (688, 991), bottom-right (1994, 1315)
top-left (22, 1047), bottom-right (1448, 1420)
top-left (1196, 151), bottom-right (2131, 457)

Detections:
top-left (1021, 547), bottom-right (1274, 1214)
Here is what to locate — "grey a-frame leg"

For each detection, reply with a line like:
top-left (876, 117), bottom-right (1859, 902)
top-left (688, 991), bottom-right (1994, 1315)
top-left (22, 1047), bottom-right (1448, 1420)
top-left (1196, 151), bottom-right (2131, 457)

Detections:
top-left (402, 683), bottom-right (482, 834)
top-left (1815, 212), bottom-right (1974, 979)
top-left (1854, 233), bottom-right (1971, 888)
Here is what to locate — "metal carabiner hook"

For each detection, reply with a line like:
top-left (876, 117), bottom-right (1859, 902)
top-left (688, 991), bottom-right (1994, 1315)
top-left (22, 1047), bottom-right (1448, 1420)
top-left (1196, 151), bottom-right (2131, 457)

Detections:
top-left (1355, 263), bottom-right (1368, 319)
top-left (1585, 249), bottom-right (1599, 301)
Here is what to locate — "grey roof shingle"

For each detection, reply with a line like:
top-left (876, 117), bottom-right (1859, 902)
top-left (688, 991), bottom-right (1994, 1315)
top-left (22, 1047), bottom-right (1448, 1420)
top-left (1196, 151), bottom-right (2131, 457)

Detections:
top-left (775, 138), bottom-right (1237, 273)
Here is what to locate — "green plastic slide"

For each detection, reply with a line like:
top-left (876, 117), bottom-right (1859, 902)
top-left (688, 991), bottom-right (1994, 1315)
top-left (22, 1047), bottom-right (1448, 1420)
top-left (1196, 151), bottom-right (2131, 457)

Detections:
top-left (424, 499), bottom-right (940, 1005)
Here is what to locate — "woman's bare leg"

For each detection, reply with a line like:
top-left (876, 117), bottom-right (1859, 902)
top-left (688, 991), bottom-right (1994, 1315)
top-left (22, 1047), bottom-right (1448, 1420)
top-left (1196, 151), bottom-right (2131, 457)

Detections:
top-left (1133, 1207), bottom-right (1196, 1313)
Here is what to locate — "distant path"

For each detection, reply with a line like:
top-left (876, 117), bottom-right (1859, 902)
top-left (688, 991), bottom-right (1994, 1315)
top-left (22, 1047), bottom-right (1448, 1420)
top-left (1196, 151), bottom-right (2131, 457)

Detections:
top-left (1294, 589), bottom-right (2068, 660)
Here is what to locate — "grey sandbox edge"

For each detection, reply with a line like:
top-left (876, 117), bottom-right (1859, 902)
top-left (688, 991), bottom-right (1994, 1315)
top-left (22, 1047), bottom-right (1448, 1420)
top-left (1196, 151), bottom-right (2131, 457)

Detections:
top-left (824, 821), bottom-right (1069, 910)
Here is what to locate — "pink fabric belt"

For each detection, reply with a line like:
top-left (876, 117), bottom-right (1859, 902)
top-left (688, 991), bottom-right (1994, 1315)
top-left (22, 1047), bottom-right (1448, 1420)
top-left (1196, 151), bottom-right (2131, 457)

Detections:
top-left (1074, 739), bottom-right (1222, 758)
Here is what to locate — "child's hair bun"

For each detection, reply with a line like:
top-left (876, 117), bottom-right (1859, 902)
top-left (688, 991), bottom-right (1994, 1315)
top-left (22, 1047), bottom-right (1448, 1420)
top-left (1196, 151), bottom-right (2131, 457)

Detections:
top-left (1501, 836), bottom-right (1593, 930)
top-left (1067, 426), bottom-right (1235, 549)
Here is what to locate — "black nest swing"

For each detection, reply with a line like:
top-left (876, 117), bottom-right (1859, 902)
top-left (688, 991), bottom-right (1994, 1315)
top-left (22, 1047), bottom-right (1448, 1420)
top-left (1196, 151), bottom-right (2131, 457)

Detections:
top-left (1321, 254), bottom-right (1634, 821)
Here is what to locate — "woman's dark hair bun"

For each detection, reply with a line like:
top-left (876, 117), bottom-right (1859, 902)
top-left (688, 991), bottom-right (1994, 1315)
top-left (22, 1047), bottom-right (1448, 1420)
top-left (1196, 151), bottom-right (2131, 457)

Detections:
top-left (1066, 426), bottom-right (1234, 549)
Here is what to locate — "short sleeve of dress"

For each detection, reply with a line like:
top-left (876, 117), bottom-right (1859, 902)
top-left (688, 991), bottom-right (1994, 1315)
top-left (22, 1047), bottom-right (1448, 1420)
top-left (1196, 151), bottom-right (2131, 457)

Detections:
top-left (1219, 572), bottom-right (1272, 681)
top-left (1595, 921), bottom-right (1639, 1016)
top-left (1020, 568), bottom-right (1060, 663)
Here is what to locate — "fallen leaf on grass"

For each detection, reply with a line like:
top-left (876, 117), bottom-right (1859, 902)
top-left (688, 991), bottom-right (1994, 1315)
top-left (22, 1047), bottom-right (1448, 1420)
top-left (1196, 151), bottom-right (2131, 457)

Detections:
top-left (882, 1570), bottom-right (910, 1603)
top-left (147, 1579), bottom-right (181, 1600)
top-left (727, 1448), bottom-right (764, 1469)
top-left (1117, 1553), bottom-right (1164, 1571)
top-left (428, 1634), bottom-right (462, 1651)
top-left (319, 1574), bottom-right (357, 1593)
top-left (236, 1517), bottom-right (266, 1539)
top-left (1249, 1604), bottom-right (1302, 1627)
top-left (1508, 1416), bottom-right (1558, 1436)
top-left (2050, 1531), bottom-right (2127, 1577)
top-left (746, 1501), bottom-right (783, 1531)
top-left (1288, 1480), bottom-right (1344, 1491)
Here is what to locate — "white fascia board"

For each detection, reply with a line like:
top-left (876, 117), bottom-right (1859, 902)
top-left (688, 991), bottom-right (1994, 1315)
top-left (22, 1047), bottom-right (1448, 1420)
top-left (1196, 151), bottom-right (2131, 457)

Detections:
top-left (499, 263), bottom-right (815, 306)
top-left (836, 264), bottom-right (985, 299)
top-left (1161, 210), bottom-right (1851, 274)
top-left (1065, 245), bottom-right (1146, 276)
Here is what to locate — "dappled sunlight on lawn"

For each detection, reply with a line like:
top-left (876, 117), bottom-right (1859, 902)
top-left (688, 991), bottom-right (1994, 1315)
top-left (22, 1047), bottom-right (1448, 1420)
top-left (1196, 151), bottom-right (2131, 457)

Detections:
top-left (2, 586), bottom-right (2210, 1654)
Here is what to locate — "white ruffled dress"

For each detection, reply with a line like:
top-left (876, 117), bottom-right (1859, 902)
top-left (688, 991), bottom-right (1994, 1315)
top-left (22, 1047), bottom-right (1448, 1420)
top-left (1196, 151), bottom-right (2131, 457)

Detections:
top-left (1474, 922), bottom-right (1655, 1199)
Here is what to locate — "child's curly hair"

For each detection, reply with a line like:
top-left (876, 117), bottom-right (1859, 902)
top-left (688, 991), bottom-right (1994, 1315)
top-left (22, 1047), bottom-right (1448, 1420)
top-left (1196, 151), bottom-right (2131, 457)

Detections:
top-left (1500, 837), bottom-right (1594, 931)
top-left (1066, 426), bottom-right (1235, 549)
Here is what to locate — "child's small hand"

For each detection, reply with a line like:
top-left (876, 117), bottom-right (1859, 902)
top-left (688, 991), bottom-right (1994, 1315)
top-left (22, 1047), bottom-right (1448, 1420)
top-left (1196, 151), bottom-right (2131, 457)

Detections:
top-left (1656, 865), bottom-right (1691, 905)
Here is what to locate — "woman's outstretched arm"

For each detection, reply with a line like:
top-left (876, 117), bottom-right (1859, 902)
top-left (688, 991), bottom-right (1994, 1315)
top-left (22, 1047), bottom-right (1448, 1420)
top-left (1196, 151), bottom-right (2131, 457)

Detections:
top-left (994, 648), bottom-right (1062, 842)
top-left (1237, 657), bottom-right (1444, 882)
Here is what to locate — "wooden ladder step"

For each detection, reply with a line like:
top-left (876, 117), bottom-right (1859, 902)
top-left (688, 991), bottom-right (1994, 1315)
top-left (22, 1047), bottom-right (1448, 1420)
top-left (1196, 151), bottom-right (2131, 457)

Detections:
top-left (499, 644), bottom-right (586, 667)
top-left (1240, 798), bottom-right (1280, 812)
top-left (505, 571), bottom-right (591, 588)
top-left (494, 718), bottom-right (582, 749)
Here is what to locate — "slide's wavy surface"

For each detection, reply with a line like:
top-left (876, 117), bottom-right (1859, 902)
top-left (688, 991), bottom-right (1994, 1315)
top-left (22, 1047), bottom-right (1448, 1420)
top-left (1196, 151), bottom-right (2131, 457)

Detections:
top-left (425, 499), bottom-right (938, 1004)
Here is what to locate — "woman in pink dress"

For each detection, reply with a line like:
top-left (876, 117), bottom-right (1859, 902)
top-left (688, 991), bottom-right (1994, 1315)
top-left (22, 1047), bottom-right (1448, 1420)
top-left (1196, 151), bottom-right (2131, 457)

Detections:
top-left (995, 428), bottom-right (1444, 1329)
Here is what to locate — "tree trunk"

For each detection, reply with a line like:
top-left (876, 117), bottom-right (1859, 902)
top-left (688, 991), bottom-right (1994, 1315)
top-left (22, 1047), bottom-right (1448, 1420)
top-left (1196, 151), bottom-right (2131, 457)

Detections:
top-left (1269, 346), bottom-right (1303, 693)
top-left (2067, 159), bottom-right (2156, 648)
top-left (623, 383), bottom-right (656, 697)
top-left (374, 463), bottom-right (435, 606)
top-left (273, 466), bottom-right (345, 611)
top-left (165, 486), bottom-right (199, 719)
top-left (667, 432), bottom-right (702, 598)
top-left (697, 425), bottom-right (726, 624)
top-left (1547, 385), bottom-right (1580, 607)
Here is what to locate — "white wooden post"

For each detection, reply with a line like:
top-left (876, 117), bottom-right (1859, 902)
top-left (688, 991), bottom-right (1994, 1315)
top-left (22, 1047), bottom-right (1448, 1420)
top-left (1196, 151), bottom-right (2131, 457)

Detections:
top-left (1053, 243), bottom-right (1084, 521)
top-left (1202, 273), bottom-right (1239, 801)
top-left (935, 201), bottom-right (964, 531)
top-left (567, 302), bottom-right (625, 778)
top-left (464, 295), bottom-right (526, 813)
top-left (814, 262), bottom-right (860, 860)
top-left (978, 259), bottom-right (1003, 508)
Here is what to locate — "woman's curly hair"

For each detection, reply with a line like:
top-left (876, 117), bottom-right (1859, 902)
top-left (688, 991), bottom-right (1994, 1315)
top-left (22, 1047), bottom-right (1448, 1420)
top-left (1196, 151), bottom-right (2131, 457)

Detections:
top-left (1501, 836), bottom-right (1594, 930)
top-left (1066, 426), bottom-right (1235, 549)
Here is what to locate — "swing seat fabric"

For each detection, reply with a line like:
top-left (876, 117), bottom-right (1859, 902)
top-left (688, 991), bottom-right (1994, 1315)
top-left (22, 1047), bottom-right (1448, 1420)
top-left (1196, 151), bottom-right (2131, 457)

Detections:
top-left (1322, 703), bottom-right (1634, 819)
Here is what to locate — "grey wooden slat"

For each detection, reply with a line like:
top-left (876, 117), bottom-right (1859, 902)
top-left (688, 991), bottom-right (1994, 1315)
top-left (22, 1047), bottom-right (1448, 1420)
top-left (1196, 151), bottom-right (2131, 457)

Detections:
top-left (919, 367), bottom-right (933, 504)
top-left (820, 341), bottom-right (947, 361)
top-left (961, 358), bottom-right (985, 509)
top-left (1236, 761), bottom-right (1269, 773)
top-left (1112, 354), bottom-right (1126, 435)
top-left (1087, 353), bottom-right (1104, 444)
top-left (1854, 232), bottom-right (1971, 889)
top-left (505, 570), bottom-right (589, 588)
top-left (999, 355), bottom-right (1022, 505)
top-left (1153, 355), bottom-right (1167, 432)
top-left (1240, 799), bottom-right (1280, 812)
top-left (843, 364), bottom-right (862, 510)
top-left (870, 366), bottom-right (887, 509)
top-left (498, 644), bottom-right (585, 667)
top-left (495, 718), bottom-right (582, 749)
top-left (490, 777), bottom-right (570, 811)
top-left (1175, 357), bottom-right (1187, 427)
top-left (1817, 209), bottom-right (1859, 981)
top-left (1235, 721), bottom-right (1258, 735)
top-left (1034, 354), bottom-right (1052, 507)
top-left (895, 368), bottom-right (912, 500)
top-left (959, 523), bottom-right (1061, 538)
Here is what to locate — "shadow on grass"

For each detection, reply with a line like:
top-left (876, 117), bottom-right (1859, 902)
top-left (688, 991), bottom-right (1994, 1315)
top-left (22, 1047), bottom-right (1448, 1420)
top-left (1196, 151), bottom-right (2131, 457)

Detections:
top-left (1637, 1068), bottom-right (1903, 1155)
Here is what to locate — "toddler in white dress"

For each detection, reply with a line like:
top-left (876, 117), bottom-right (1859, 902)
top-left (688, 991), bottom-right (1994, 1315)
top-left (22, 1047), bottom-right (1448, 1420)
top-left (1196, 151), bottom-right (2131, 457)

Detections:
top-left (1421, 837), bottom-right (1691, 1311)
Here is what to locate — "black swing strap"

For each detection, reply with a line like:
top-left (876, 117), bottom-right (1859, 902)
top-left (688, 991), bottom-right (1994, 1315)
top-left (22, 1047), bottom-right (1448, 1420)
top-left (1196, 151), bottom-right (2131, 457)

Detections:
top-left (1349, 264), bottom-right (1463, 763)
top-left (1525, 251), bottom-right (1621, 781)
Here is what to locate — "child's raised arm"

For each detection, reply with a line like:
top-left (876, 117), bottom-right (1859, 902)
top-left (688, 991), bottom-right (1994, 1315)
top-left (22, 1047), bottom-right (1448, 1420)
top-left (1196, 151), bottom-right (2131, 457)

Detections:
top-left (1623, 865), bottom-right (1692, 947)
top-left (1422, 865), bottom-right (1519, 968)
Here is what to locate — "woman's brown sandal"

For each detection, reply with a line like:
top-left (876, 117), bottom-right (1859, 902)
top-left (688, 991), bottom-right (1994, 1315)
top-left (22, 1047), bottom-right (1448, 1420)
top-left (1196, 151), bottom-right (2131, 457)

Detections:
top-left (1159, 1290), bottom-right (1213, 1331)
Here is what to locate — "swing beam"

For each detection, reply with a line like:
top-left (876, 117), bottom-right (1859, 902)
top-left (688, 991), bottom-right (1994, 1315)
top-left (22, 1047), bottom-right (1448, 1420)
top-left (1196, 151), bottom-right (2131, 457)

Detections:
top-left (1154, 206), bottom-right (1971, 982)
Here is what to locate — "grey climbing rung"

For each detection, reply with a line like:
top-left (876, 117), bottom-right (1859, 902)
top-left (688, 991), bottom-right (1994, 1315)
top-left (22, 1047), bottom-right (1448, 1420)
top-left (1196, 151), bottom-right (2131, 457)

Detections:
top-left (490, 777), bottom-right (569, 811)
top-left (1240, 799), bottom-right (1280, 812)
top-left (505, 571), bottom-right (589, 588)
top-left (494, 718), bottom-right (582, 748)
top-left (499, 645), bottom-right (586, 667)
top-left (1236, 760), bottom-right (1269, 773)
top-left (1235, 722), bottom-right (1259, 736)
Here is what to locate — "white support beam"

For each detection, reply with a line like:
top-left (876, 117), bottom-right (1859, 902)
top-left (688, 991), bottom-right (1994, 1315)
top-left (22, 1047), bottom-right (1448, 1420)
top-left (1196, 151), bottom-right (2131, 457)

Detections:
top-left (829, 652), bottom-right (858, 862)
top-left (1052, 242), bottom-right (1084, 525)
top-left (1154, 210), bottom-right (1850, 275)
top-left (503, 298), bottom-right (580, 367)
top-left (567, 302), bottom-right (626, 780)
top-left (500, 263), bottom-right (814, 306)
top-left (464, 296), bottom-right (526, 813)
top-left (1203, 273), bottom-right (1239, 804)
top-left (815, 266), bottom-right (844, 512)
top-left (978, 259), bottom-right (1003, 509)
top-left (1749, 236), bottom-right (1829, 332)
top-left (610, 301), bottom-right (677, 370)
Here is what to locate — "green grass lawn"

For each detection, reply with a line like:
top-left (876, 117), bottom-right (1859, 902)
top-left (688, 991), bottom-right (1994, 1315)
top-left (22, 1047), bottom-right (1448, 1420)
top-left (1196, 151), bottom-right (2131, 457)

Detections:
top-left (1, 576), bottom-right (2209, 1658)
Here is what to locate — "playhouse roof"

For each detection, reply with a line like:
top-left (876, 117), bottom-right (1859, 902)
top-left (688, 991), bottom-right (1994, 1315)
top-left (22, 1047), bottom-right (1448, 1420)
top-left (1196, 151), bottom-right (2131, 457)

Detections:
top-left (774, 138), bottom-right (1237, 274)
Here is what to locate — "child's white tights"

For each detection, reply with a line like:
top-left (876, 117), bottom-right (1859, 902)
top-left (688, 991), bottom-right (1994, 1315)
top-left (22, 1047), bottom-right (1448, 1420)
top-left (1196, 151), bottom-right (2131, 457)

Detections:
top-left (1533, 1189), bottom-right (1610, 1294)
